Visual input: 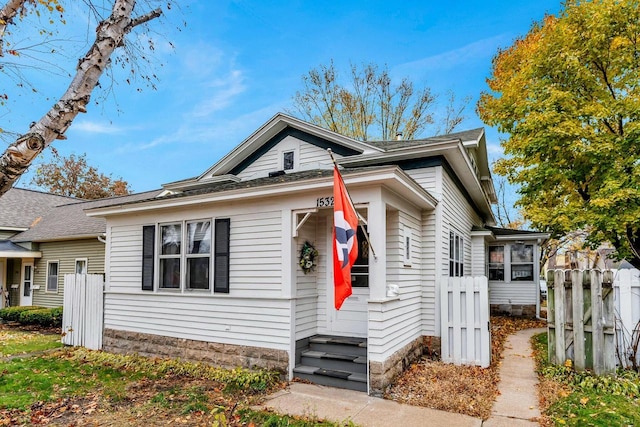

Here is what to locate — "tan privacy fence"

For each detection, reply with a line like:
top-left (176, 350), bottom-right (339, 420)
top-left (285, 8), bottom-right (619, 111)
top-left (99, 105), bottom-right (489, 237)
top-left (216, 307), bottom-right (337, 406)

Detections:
top-left (547, 269), bottom-right (640, 374)
top-left (62, 274), bottom-right (104, 350)
top-left (441, 276), bottom-right (491, 368)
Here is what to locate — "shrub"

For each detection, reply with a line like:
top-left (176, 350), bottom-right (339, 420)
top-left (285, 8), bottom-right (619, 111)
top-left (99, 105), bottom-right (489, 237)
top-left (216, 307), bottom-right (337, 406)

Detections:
top-left (17, 307), bottom-right (63, 327)
top-left (0, 306), bottom-right (46, 322)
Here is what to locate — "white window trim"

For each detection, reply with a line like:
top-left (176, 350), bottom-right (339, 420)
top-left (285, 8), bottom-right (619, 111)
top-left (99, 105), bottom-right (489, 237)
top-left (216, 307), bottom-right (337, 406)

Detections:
top-left (278, 142), bottom-right (299, 171)
top-left (46, 260), bottom-right (59, 293)
top-left (487, 243), bottom-right (536, 283)
top-left (157, 219), bottom-right (212, 293)
top-left (75, 258), bottom-right (88, 275)
top-left (449, 229), bottom-right (464, 277)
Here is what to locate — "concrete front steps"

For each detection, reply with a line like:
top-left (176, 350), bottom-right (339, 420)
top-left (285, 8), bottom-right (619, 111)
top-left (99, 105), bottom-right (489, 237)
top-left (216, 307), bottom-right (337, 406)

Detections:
top-left (293, 335), bottom-right (367, 392)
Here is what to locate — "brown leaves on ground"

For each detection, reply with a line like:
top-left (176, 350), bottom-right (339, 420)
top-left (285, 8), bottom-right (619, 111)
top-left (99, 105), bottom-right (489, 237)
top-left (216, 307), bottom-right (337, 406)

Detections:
top-left (385, 316), bottom-right (546, 420)
top-left (1, 375), bottom-right (284, 426)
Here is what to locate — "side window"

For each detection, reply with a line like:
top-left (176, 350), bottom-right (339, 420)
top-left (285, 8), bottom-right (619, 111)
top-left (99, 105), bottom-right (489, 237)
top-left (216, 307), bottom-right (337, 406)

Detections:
top-left (75, 259), bottom-right (88, 275)
top-left (511, 244), bottom-right (534, 281)
top-left (449, 231), bottom-right (464, 277)
top-left (488, 246), bottom-right (505, 281)
top-left (46, 261), bottom-right (59, 292)
top-left (403, 226), bottom-right (412, 267)
top-left (159, 223), bottom-right (182, 289)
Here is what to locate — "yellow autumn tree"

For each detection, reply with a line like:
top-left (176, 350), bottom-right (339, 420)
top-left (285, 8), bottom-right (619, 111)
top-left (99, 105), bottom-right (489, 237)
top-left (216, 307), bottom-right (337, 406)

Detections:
top-left (478, 0), bottom-right (640, 267)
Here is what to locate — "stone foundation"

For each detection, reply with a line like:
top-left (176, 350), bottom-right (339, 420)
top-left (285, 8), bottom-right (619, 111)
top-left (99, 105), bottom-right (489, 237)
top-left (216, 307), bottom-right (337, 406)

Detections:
top-left (490, 304), bottom-right (537, 319)
top-left (103, 329), bottom-right (289, 373)
top-left (369, 335), bottom-right (434, 397)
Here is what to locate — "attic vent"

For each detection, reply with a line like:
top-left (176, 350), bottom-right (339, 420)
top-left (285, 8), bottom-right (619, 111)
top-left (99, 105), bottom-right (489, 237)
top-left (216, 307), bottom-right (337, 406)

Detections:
top-left (396, 132), bottom-right (403, 141)
top-left (268, 170), bottom-right (286, 177)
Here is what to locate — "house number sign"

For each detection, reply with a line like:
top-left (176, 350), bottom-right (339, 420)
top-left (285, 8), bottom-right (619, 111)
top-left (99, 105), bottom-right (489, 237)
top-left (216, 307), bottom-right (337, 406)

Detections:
top-left (316, 196), bottom-right (334, 207)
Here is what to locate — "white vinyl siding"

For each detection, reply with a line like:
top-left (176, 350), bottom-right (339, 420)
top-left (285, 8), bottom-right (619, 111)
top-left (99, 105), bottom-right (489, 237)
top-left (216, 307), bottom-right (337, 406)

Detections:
top-left (32, 239), bottom-right (105, 308)
top-left (108, 210), bottom-right (282, 298)
top-left (406, 167), bottom-right (440, 197)
top-left (369, 205), bottom-right (424, 362)
top-left (488, 242), bottom-right (539, 306)
top-left (104, 293), bottom-right (291, 350)
top-left (441, 171), bottom-right (481, 278)
top-left (236, 135), bottom-right (335, 180)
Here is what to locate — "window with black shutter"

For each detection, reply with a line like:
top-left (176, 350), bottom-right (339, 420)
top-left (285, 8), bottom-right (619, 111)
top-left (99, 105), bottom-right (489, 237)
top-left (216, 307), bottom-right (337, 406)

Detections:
top-left (214, 218), bottom-right (230, 293)
top-left (142, 225), bottom-right (155, 290)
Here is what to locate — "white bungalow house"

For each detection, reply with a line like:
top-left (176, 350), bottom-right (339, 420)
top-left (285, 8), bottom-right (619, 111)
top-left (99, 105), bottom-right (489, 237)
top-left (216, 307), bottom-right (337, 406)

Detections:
top-left (86, 113), bottom-right (545, 395)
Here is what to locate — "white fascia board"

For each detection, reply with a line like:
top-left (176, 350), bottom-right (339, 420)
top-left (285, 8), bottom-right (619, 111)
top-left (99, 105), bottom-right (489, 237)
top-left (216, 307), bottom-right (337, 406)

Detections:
top-left (198, 113), bottom-right (383, 179)
top-left (0, 250), bottom-right (42, 258)
top-left (494, 233), bottom-right (551, 241)
top-left (339, 140), bottom-right (496, 223)
top-left (0, 226), bottom-right (29, 232)
top-left (86, 166), bottom-right (437, 217)
top-left (13, 234), bottom-right (103, 244)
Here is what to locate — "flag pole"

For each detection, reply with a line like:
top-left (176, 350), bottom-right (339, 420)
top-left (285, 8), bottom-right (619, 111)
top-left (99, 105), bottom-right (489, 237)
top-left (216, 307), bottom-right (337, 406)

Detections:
top-left (327, 148), bottom-right (377, 260)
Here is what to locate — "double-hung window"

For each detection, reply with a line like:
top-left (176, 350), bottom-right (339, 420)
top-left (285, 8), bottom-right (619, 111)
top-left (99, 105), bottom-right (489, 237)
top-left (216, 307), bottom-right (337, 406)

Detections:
top-left (488, 246), bottom-right (505, 280)
top-left (144, 219), bottom-right (224, 292)
top-left (46, 261), bottom-right (59, 292)
top-left (510, 244), bottom-right (534, 281)
top-left (449, 231), bottom-right (464, 277)
top-left (186, 221), bottom-right (211, 290)
top-left (159, 223), bottom-right (182, 289)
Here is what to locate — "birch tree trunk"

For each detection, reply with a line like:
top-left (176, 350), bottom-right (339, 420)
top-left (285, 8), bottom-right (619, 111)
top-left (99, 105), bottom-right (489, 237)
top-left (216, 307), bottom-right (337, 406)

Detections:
top-left (0, 0), bottom-right (162, 196)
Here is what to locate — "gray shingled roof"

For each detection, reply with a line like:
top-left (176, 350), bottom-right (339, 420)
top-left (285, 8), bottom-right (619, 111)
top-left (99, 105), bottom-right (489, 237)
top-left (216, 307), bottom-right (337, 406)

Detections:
top-left (367, 128), bottom-right (485, 151)
top-left (89, 167), bottom-right (393, 210)
top-left (12, 190), bottom-right (163, 242)
top-left (0, 188), bottom-right (77, 230)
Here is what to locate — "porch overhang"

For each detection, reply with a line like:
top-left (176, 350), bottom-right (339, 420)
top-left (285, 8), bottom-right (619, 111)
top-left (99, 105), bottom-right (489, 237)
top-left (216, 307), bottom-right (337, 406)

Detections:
top-left (0, 241), bottom-right (41, 258)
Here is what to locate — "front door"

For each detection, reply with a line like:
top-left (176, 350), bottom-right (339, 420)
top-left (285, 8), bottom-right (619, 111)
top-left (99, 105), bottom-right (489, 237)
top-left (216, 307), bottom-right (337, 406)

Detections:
top-left (21, 264), bottom-right (33, 306)
top-left (327, 226), bottom-right (369, 337)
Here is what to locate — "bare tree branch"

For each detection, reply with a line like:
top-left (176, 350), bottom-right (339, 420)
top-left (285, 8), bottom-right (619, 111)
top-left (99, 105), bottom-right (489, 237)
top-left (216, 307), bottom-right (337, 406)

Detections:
top-left (0, 0), bottom-right (163, 196)
top-left (0, 0), bottom-right (28, 56)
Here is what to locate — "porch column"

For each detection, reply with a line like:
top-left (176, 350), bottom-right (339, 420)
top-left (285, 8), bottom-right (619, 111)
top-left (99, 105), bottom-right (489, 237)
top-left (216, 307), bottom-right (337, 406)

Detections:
top-left (367, 198), bottom-right (387, 301)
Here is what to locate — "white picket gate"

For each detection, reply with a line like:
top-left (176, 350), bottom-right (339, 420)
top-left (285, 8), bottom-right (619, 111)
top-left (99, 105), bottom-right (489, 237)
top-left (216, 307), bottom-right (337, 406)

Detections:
top-left (62, 274), bottom-right (104, 350)
top-left (440, 276), bottom-right (491, 368)
top-left (613, 269), bottom-right (640, 369)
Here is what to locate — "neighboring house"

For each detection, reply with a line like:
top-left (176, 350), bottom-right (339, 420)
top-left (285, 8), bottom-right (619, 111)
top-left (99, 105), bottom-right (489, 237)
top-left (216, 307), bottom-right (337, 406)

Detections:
top-left (86, 113), bottom-right (547, 395)
top-left (1, 188), bottom-right (162, 309)
top-left (0, 188), bottom-right (76, 308)
top-left (546, 246), bottom-right (619, 271)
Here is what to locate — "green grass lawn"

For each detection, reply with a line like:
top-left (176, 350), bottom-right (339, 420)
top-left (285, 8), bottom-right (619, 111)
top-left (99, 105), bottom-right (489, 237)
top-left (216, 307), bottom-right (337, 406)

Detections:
top-left (0, 335), bottom-right (349, 426)
top-left (0, 330), bottom-right (62, 358)
top-left (532, 333), bottom-right (640, 426)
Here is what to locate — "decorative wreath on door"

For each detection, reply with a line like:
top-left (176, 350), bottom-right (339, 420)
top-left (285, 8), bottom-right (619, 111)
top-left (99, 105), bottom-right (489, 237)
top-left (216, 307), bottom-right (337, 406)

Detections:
top-left (299, 241), bottom-right (319, 274)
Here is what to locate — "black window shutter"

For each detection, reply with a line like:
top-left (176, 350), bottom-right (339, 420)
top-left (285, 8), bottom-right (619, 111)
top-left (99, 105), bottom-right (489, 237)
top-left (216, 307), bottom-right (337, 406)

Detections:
top-left (142, 225), bottom-right (155, 291)
top-left (214, 218), bottom-right (230, 293)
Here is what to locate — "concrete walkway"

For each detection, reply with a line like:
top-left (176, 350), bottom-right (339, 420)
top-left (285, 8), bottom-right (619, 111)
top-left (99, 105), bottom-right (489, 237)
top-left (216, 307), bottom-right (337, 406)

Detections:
top-left (259, 327), bottom-right (546, 426)
top-left (484, 327), bottom-right (546, 426)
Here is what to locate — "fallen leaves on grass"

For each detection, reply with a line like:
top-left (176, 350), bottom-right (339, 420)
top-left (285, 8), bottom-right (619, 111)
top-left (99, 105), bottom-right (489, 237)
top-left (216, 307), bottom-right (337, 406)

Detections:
top-left (385, 316), bottom-right (546, 420)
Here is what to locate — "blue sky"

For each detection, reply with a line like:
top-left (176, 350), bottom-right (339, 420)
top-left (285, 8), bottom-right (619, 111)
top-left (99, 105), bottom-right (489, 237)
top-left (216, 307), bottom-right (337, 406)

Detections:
top-left (6, 0), bottom-right (561, 193)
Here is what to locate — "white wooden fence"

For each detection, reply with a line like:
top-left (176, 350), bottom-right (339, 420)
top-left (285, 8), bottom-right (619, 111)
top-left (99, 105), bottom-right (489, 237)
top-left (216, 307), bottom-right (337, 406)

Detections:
top-left (547, 269), bottom-right (640, 374)
top-left (62, 274), bottom-right (104, 350)
top-left (613, 269), bottom-right (640, 369)
top-left (441, 276), bottom-right (491, 368)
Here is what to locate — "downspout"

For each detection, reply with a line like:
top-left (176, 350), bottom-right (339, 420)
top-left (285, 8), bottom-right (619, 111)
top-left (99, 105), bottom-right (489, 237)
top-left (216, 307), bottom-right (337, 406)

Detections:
top-left (97, 234), bottom-right (106, 244)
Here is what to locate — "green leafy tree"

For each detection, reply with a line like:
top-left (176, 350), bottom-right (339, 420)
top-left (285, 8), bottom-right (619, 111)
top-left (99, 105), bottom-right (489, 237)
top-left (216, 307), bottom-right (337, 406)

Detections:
top-left (478, 0), bottom-right (640, 267)
top-left (291, 61), bottom-right (468, 141)
top-left (31, 153), bottom-right (130, 199)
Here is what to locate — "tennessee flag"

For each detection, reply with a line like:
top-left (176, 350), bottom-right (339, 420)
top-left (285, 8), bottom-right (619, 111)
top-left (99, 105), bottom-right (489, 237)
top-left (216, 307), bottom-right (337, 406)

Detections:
top-left (332, 165), bottom-right (358, 310)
